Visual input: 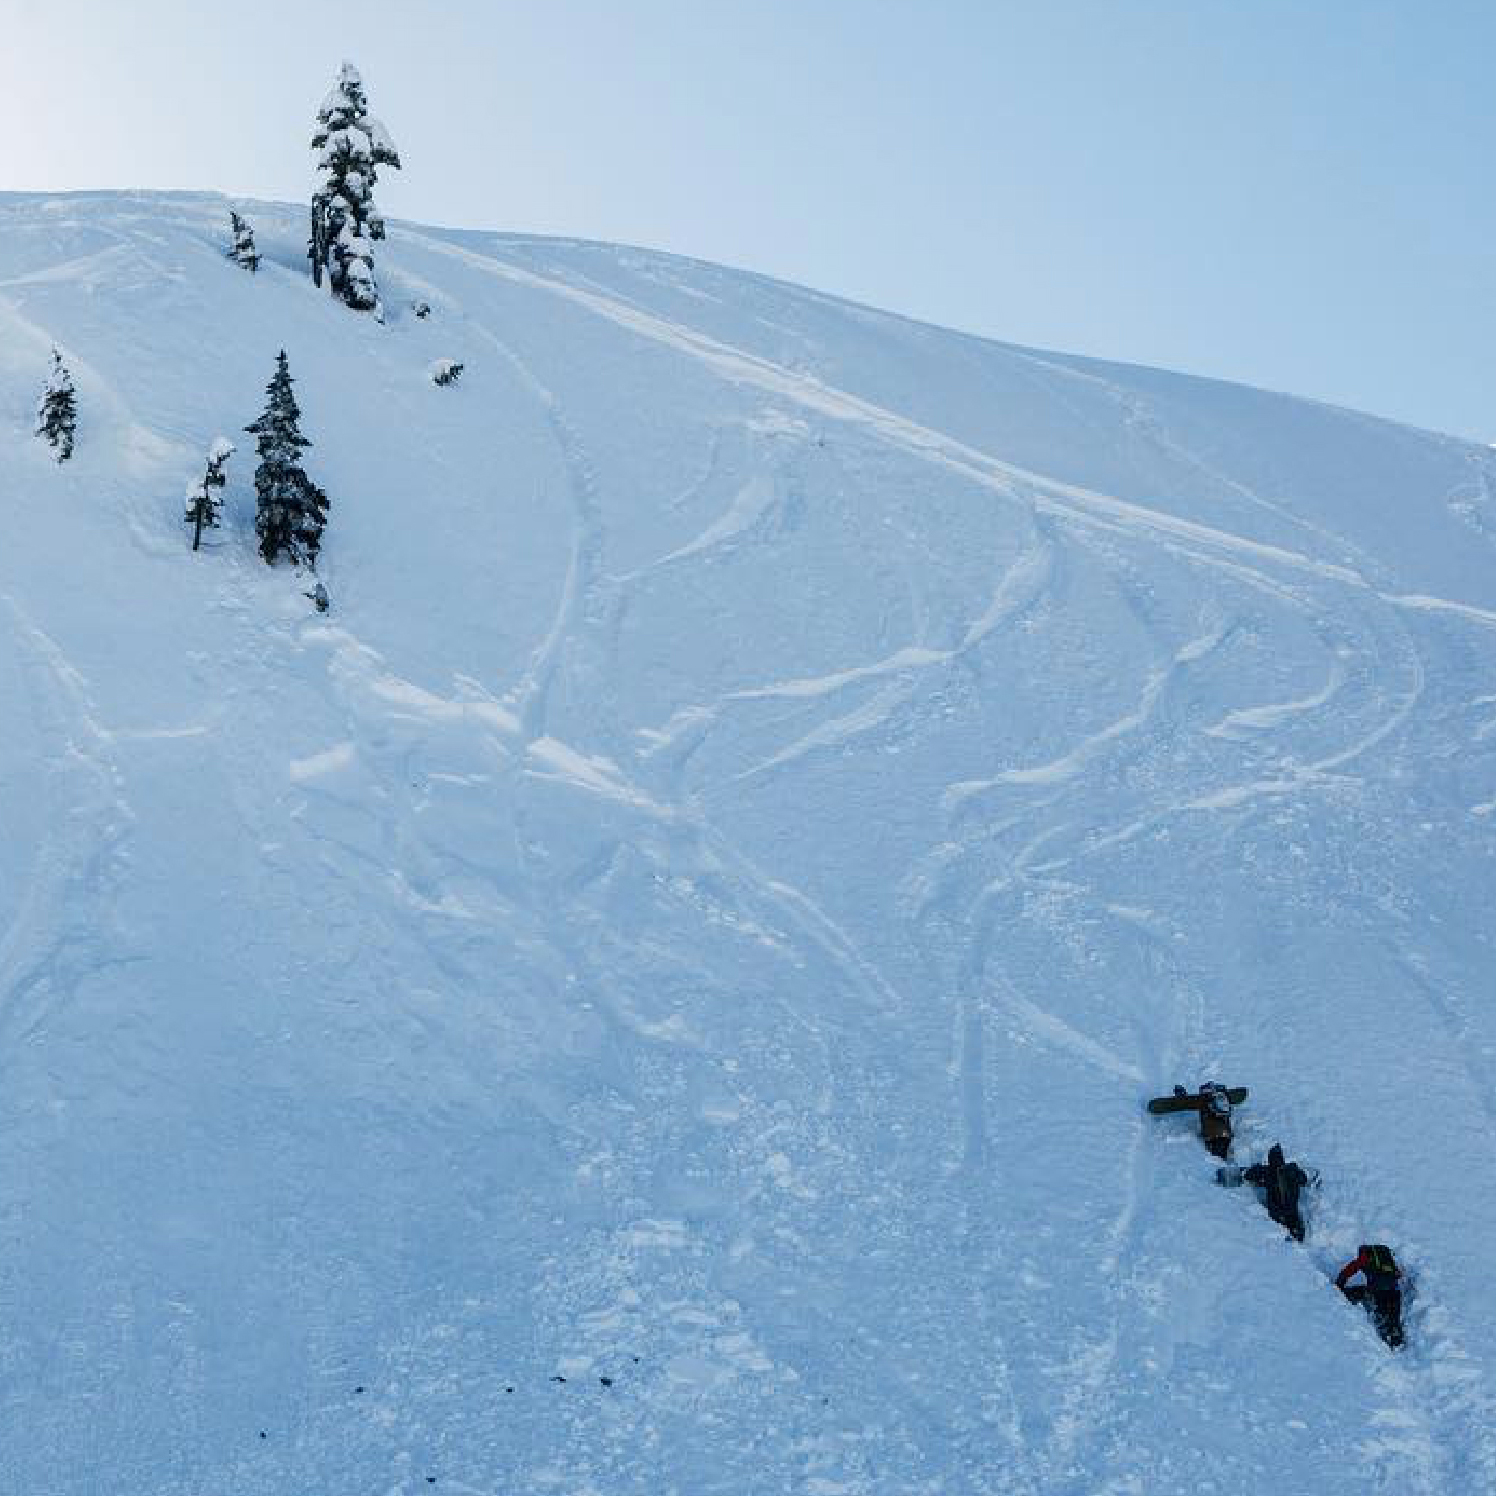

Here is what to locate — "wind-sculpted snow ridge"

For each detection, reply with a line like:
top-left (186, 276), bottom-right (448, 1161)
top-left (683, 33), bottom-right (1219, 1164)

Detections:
top-left (1, 191), bottom-right (1494, 1494)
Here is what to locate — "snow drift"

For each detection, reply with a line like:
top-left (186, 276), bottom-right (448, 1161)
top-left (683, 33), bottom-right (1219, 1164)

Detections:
top-left (1, 190), bottom-right (1494, 1494)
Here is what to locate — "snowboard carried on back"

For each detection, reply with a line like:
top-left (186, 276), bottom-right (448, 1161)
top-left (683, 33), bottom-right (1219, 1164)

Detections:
top-left (1147, 1087), bottom-right (1247, 1115)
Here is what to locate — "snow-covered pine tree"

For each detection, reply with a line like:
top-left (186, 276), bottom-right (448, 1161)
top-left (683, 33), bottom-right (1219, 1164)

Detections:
top-left (244, 352), bottom-right (328, 568)
top-left (36, 348), bottom-right (77, 462)
top-left (185, 438), bottom-right (235, 551)
top-left (430, 358), bottom-right (464, 387)
top-left (308, 62), bottom-right (401, 316)
top-left (228, 211), bottom-right (260, 272)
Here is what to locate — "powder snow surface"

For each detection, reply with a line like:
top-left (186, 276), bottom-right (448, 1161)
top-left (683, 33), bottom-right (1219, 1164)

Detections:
top-left (1, 191), bottom-right (1494, 1494)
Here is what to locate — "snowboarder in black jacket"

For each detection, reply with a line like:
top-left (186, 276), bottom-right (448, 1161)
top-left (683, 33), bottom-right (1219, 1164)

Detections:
top-left (1242, 1143), bottom-right (1312, 1242)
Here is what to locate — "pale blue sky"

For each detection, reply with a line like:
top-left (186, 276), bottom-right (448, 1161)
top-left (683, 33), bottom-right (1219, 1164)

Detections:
top-left (3, 0), bottom-right (1490, 439)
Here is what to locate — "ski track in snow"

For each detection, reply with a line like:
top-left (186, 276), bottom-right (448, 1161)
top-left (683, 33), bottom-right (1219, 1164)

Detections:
top-left (0, 594), bottom-right (136, 1066)
top-left (647, 470), bottom-right (780, 569)
top-left (453, 317), bottom-right (903, 1068)
top-left (463, 306), bottom-right (912, 1051)
top-left (405, 229), bottom-right (1475, 904)
top-left (635, 528), bottom-right (1056, 780)
top-left (1206, 655), bottom-right (1346, 737)
top-left (402, 225), bottom-right (1496, 630)
top-left (463, 323), bottom-right (604, 743)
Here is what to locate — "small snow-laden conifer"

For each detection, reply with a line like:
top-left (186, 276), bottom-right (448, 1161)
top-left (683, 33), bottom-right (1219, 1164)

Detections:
top-left (36, 348), bottom-right (77, 462)
top-left (430, 358), bottom-right (463, 387)
top-left (185, 438), bottom-right (235, 551)
top-left (228, 211), bottom-right (260, 272)
top-left (308, 62), bottom-right (401, 317)
top-left (244, 352), bottom-right (328, 568)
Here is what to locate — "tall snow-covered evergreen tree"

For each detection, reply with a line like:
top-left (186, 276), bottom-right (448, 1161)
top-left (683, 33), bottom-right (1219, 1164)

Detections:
top-left (308, 62), bottom-right (401, 317)
top-left (227, 211), bottom-right (260, 272)
top-left (185, 438), bottom-right (234, 551)
top-left (244, 353), bottom-right (328, 568)
top-left (36, 348), bottom-right (77, 462)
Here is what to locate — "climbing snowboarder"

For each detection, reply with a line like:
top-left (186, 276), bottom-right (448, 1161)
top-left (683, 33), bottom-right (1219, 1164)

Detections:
top-left (1336, 1244), bottom-right (1405, 1349)
top-left (1241, 1143), bottom-right (1314, 1242)
top-left (1147, 1081), bottom-right (1247, 1160)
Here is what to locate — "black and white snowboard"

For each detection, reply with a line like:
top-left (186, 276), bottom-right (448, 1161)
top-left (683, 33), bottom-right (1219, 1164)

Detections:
top-left (1147, 1086), bottom-right (1248, 1115)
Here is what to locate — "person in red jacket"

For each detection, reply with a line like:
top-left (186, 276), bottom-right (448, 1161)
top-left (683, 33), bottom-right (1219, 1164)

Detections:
top-left (1336, 1244), bottom-right (1405, 1348)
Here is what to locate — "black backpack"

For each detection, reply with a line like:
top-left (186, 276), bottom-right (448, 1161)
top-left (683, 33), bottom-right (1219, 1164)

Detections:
top-left (1361, 1244), bottom-right (1399, 1290)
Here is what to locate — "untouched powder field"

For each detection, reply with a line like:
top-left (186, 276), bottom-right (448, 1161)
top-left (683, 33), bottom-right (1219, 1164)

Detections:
top-left (1, 190), bottom-right (1494, 1493)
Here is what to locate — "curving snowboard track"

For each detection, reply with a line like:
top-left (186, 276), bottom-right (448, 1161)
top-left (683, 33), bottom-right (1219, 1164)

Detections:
top-left (0, 595), bottom-right (135, 1071)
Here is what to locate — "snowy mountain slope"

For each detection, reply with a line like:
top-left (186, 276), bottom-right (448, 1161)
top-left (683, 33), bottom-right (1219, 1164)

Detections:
top-left (1, 189), bottom-right (1494, 1494)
